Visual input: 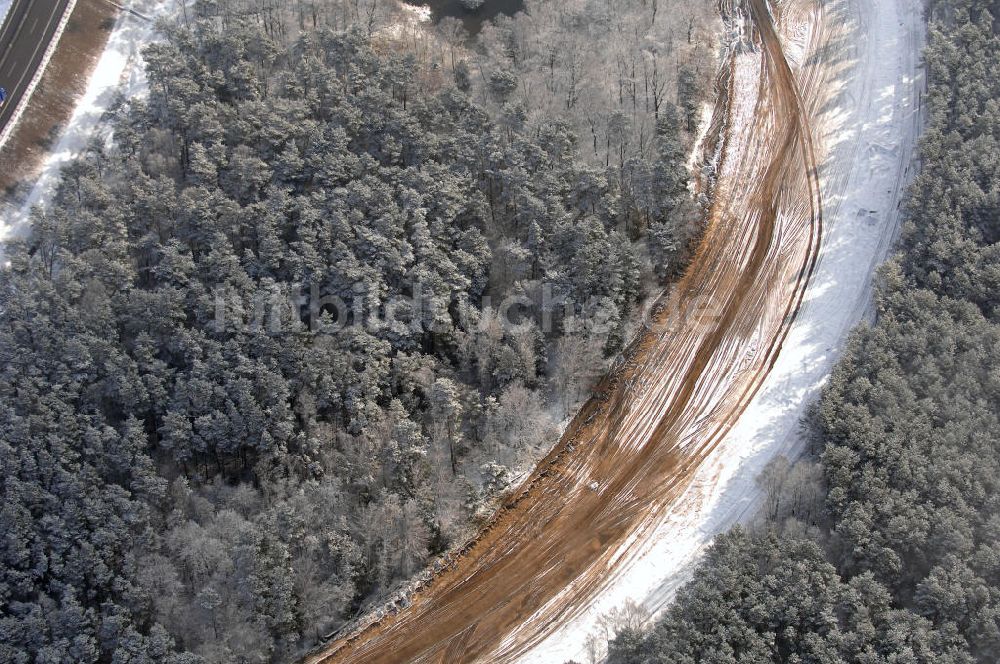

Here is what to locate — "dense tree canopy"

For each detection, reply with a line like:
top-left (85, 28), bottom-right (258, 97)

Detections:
top-left (0, 0), bottom-right (710, 661)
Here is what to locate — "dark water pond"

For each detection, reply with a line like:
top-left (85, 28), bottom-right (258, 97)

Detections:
top-left (415, 0), bottom-right (526, 33)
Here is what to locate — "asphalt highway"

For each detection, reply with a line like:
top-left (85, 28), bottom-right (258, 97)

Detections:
top-left (0, 0), bottom-right (73, 137)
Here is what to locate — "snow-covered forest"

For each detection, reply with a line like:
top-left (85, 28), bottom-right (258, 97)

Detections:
top-left (0, 1), bottom-right (715, 661)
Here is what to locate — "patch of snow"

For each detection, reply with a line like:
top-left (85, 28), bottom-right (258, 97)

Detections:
top-left (0, 0), bottom-right (176, 247)
top-left (686, 101), bottom-right (716, 177)
top-left (378, 2), bottom-right (436, 41)
top-left (780, 9), bottom-right (814, 68)
top-left (0, 0), bottom-right (12, 28)
top-left (401, 2), bottom-right (432, 22)
top-left (519, 0), bottom-right (926, 659)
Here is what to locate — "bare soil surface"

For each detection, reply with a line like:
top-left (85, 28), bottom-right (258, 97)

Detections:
top-left (304, 0), bottom-right (828, 661)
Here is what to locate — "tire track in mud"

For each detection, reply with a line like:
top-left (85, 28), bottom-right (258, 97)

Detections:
top-left (304, 0), bottom-right (824, 661)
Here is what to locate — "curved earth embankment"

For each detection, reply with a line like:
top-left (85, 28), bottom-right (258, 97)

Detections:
top-left (303, 0), bottom-right (840, 660)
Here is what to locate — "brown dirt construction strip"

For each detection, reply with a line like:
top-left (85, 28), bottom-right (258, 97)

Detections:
top-left (304, 0), bottom-right (828, 661)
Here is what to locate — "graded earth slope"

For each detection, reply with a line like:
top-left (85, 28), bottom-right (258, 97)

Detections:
top-left (524, 0), bottom-right (925, 659)
top-left (304, 0), bottom-right (830, 660)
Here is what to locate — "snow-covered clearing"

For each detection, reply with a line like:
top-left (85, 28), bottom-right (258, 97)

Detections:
top-left (520, 0), bottom-right (925, 659)
top-left (0, 0), bottom-right (173, 246)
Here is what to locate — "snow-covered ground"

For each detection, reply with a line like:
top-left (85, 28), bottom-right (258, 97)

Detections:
top-left (0, 0), bottom-right (12, 28)
top-left (0, 0), bottom-right (173, 246)
top-left (521, 0), bottom-right (925, 659)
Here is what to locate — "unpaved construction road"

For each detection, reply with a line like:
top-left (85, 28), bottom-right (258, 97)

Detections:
top-left (307, 0), bottom-right (832, 661)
